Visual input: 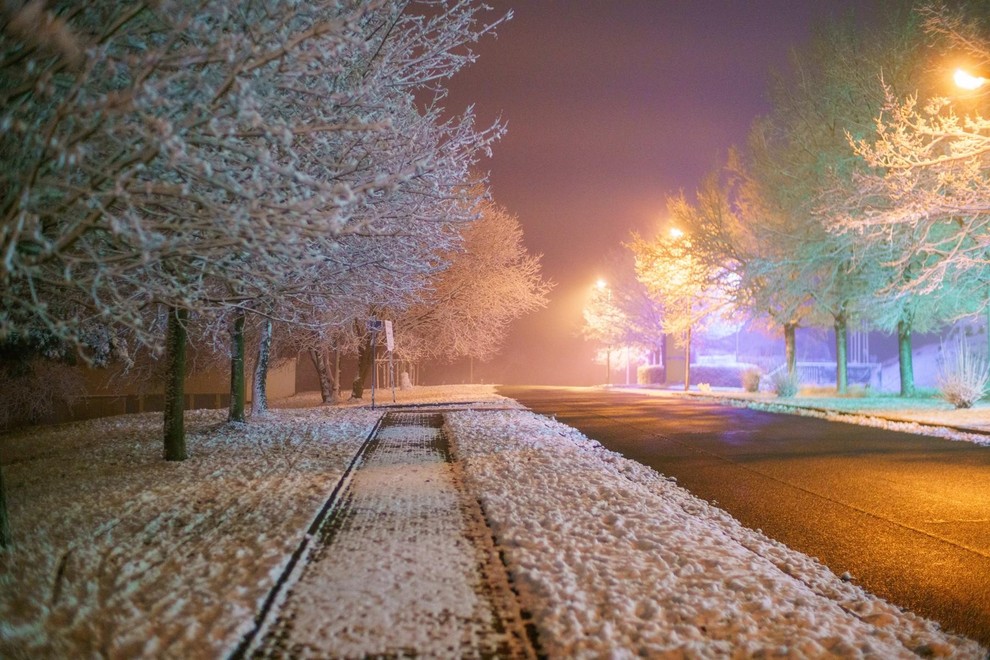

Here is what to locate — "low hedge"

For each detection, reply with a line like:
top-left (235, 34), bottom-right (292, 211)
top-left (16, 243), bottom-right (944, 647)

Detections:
top-left (637, 364), bottom-right (665, 385)
top-left (686, 363), bottom-right (759, 388)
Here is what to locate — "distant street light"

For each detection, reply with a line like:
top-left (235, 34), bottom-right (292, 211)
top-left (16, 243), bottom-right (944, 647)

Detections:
top-left (954, 68), bottom-right (988, 91)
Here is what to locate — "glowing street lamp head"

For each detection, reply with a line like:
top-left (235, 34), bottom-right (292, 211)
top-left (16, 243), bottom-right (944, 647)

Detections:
top-left (954, 68), bottom-right (988, 91)
top-left (596, 278), bottom-right (608, 291)
top-left (669, 227), bottom-right (685, 239)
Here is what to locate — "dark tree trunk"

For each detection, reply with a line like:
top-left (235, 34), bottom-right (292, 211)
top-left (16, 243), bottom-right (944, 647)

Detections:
top-left (898, 318), bottom-right (915, 397)
top-left (163, 306), bottom-right (188, 462)
top-left (311, 348), bottom-right (338, 404)
top-left (834, 312), bottom-right (848, 395)
top-left (0, 465), bottom-right (11, 548)
top-left (229, 312), bottom-right (246, 422)
top-left (332, 348), bottom-right (341, 402)
top-left (784, 322), bottom-right (797, 377)
top-left (252, 319), bottom-right (273, 415)
top-left (351, 329), bottom-right (373, 399)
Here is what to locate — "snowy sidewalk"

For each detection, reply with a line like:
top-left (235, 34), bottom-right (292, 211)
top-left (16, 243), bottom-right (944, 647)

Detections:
top-left (249, 410), bottom-right (536, 658)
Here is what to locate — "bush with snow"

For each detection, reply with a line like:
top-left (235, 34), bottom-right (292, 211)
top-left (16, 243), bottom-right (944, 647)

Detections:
top-left (937, 337), bottom-right (989, 409)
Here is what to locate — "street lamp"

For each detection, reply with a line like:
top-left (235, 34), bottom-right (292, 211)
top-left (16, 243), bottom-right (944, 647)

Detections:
top-left (596, 279), bottom-right (611, 386)
top-left (954, 67), bottom-right (988, 91)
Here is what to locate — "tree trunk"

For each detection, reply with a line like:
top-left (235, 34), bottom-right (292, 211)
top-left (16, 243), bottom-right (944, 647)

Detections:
top-left (163, 306), bottom-right (188, 462)
top-left (784, 322), bottom-right (797, 377)
top-left (683, 326), bottom-right (692, 391)
top-left (252, 318), bottom-right (273, 415)
top-left (351, 329), bottom-right (373, 399)
top-left (229, 312), bottom-right (246, 422)
top-left (311, 348), bottom-right (337, 404)
top-left (332, 348), bottom-right (341, 402)
top-left (897, 318), bottom-right (915, 397)
top-left (0, 465), bottom-right (11, 548)
top-left (834, 313), bottom-right (848, 395)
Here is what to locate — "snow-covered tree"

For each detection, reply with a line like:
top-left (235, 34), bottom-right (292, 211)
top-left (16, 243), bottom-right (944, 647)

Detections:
top-left (582, 279), bottom-right (624, 380)
top-left (631, 218), bottom-right (727, 390)
top-left (2, 0), bottom-right (508, 444)
top-left (735, 4), bottom-right (943, 393)
top-left (390, 197), bottom-right (551, 365)
top-left (582, 249), bottom-right (664, 367)
top-left (822, 2), bottom-right (990, 392)
top-left (725, 152), bottom-right (814, 377)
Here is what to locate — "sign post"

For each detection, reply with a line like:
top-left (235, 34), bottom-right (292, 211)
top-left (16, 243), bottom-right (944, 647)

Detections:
top-left (384, 321), bottom-right (396, 402)
top-left (366, 319), bottom-right (384, 409)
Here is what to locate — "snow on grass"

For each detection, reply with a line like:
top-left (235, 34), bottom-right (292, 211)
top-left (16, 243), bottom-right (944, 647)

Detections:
top-left (0, 405), bottom-right (380, 658)
top-left (447, 408), bottom-right (986, 658)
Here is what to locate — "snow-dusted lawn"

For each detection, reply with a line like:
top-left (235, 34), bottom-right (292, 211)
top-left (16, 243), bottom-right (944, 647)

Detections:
top-left (0, 384), bottom-right (985, 657)
top-left (449, 408), bottom-right (985, 657)
top-left (0, 405), bottom-right (381, 658)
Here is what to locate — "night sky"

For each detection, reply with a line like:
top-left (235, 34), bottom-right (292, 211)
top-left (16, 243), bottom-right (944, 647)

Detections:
top-left (442, 0), bottom-right (880, 385)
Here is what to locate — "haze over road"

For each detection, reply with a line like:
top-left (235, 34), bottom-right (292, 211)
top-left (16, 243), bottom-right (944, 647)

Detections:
top-left (498, 386), bottom-right (990, 645)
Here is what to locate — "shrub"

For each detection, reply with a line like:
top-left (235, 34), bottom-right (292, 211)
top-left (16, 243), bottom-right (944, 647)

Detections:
top-left (741, 367), bottom-right (761, 392)
top-left (638, 364), bottom-right (664, 385)
top-left (937, 337), bottom-right (989, 409)
top-left (771, 370), bottom-right (799, 398)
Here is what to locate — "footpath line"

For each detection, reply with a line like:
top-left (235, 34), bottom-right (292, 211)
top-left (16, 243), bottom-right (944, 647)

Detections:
top-left (243, 410), bottom-right (536, 658)
top-left (231, 414), bottom-right (385, 658)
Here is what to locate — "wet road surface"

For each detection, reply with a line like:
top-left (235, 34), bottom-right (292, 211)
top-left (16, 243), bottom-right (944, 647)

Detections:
top-left (498, 386), bottom-right (990, 646)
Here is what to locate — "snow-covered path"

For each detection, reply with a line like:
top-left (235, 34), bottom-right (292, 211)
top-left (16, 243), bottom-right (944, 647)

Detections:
top-left (250, 411), bottom-right (535, 658)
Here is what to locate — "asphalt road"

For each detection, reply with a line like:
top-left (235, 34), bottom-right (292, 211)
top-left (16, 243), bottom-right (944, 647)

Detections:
top-left (498, 386), bottom-right (990, 646)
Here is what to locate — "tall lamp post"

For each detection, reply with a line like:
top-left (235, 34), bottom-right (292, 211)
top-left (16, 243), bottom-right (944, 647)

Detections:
top-left (596, 279), bottom-right (611, 386)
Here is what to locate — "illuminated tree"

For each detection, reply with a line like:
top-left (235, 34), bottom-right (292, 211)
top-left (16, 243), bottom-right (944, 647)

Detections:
top-left (729, 153), bottom-right (813, 377)
top-left (391, 198), bottom-right (551, 365)
top-left (582, 279), bottom-right (623, 383)
top-left (631, 217), bottom-right (727, 390)
top-left (583, 249), bottom-right (665, 366)
top-left (737, 4), bottom-right (942, 393)
top-left (824, 2), bottom-right (990, 393)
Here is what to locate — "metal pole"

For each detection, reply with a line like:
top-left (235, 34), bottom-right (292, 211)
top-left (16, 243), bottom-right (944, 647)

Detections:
top-left (389, 348), bottom-right (396, 403)
top-left (370, 329), bottom-right (377, 409)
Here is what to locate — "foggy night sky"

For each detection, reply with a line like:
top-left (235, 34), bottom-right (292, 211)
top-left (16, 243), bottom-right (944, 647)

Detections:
top-left (442, 1), bottom-right (879, 385)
